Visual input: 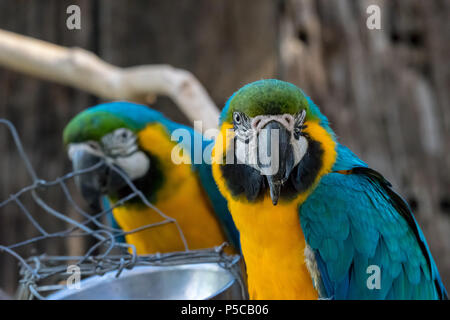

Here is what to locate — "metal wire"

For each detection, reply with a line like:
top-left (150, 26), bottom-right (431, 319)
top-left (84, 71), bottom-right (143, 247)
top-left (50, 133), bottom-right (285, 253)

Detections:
top-left (0, 119), bottom-right (246, 300)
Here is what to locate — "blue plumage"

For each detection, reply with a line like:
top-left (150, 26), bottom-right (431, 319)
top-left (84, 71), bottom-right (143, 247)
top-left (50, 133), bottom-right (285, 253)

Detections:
top-left (215, 79), bottom-right (446, 299)
top-left (300, 142), bottom-right (447, 299)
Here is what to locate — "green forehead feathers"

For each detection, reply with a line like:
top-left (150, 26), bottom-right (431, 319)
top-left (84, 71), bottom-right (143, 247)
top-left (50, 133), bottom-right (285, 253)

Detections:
top-left (221, 79), bottom-right (319, 124)
top-left (63, 111), bottom-right (139, 146)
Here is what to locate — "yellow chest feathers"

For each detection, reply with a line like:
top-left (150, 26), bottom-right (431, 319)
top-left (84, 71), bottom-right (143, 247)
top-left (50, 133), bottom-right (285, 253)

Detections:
top-left (211, 120), bottom-right (337, 299)
top-left (224, 197), bottom-right (318, 300)
top-left (112, 123), bottom-right (229, 254)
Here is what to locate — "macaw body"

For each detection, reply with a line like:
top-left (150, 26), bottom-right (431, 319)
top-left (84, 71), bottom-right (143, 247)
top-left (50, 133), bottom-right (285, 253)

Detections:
top-left (64, 102), bottom-right (239, 255)
top-left (212, 79), bottom-right (447, 299)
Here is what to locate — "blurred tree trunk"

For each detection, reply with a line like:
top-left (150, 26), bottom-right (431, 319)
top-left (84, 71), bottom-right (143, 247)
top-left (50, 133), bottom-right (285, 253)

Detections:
top-left (0, 0), bottom-right (448, 295)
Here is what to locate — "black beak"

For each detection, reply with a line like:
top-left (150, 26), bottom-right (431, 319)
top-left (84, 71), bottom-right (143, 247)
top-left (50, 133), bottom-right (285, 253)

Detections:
top-left (71, 149), bottom-right (107, 212)
top-left (258, 121), bottom-right (295, 205)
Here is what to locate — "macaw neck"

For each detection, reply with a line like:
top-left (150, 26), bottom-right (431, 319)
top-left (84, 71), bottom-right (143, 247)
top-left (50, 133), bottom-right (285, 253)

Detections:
top-left (137, 123), bottom-right (199, 202)
top-left (331, 142), bottom-right (368, 171)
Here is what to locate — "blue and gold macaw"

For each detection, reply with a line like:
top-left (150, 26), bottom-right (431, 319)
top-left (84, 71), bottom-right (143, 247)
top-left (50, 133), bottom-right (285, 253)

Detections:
top-left (211, 79), bottom-right (447, 299)
top-left (63, 102), bottom-right (239, 254)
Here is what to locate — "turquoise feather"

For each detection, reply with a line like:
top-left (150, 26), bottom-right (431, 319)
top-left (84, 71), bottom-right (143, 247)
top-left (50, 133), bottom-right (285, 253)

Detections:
top-left (300, 142), bottom-right (447, 299)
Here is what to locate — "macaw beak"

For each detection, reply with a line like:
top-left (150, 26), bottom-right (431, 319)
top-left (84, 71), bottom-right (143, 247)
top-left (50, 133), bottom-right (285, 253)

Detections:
top-left (258, 121), bottom-right (295, 205)
top-left (71, 149), bottom-right (107, 212)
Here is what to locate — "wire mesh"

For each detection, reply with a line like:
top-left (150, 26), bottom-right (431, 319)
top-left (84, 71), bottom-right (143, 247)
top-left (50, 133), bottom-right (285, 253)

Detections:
top-left (0, 118), bottom-right (246, 300)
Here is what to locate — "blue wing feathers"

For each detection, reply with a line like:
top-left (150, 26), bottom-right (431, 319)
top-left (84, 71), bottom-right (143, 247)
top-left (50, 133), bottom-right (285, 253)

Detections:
top-left (300, 143), bottom-right (447, 299)
top-left (314, 252), bottom-right (334, 298)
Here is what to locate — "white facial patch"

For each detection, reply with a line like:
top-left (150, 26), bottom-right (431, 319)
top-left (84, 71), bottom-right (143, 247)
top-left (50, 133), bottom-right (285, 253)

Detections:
top-left (103, 129), bottom-right (150, 180)
top-left (111, 150), bottom-right (150, 181)
top-left (68, 128), bottom-right (150, 181)
top-left (101, 128), bottom-right (138, 157)
top-left (235, 131), bottom-right (258, 166)
top-left (233, 112), bottom-right (308, 173)
top-left (292, 135), bottom-right (308, 166)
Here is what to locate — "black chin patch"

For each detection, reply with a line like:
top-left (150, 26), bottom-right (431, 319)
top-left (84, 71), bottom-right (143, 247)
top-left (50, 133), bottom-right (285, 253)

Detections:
top-left (221, 162), bottom-right (266, 202)
top-left (283, 138), bottom-right (324, 199)
top-left (220, 136), bottom-right (324, 202)
top-left (108, 151), bottom-right (164, 205)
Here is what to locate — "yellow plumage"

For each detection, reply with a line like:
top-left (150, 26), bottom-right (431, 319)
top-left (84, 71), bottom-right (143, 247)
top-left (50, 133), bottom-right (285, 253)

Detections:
top-left (212, 121), bottom-right (337, 299)
top-left (112, 123), bottom-right (231, 254)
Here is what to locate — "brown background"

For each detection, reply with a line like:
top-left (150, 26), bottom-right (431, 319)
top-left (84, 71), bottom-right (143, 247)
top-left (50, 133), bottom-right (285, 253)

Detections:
top-left (0, 0), bottom-right (449, 295)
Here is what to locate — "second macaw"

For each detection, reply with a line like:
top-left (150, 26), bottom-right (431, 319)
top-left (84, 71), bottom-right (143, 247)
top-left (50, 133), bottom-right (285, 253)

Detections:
top-left (63, 102), bottom-right (239, 254)
top-left (211, 79), bottom-right (447, 299)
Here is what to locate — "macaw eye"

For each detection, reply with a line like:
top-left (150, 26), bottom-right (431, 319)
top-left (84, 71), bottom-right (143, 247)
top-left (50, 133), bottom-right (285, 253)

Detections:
top-left (101, 128), bottom-right (137, 157)
top-left (233, 112), bottom-right (252, 135)
top-left (114, 128), bottom-right (130, 141)
top-left (233, 112), bottom-right (241, 125)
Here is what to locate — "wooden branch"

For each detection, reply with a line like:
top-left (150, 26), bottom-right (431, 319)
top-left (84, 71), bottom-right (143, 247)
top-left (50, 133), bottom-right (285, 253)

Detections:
top-left (0, 29), bottom-right (220, 130)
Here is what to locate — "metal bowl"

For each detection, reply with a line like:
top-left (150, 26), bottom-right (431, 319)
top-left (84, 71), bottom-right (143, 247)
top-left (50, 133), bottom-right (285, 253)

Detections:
top-left (46, 263), bottom-right (244, 300)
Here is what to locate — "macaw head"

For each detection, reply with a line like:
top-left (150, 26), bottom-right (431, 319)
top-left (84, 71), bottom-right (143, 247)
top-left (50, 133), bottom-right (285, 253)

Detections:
top-left (215, 79), bottom-right (337, 205)
top-left (63, 102), bottom-right (163, 210)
